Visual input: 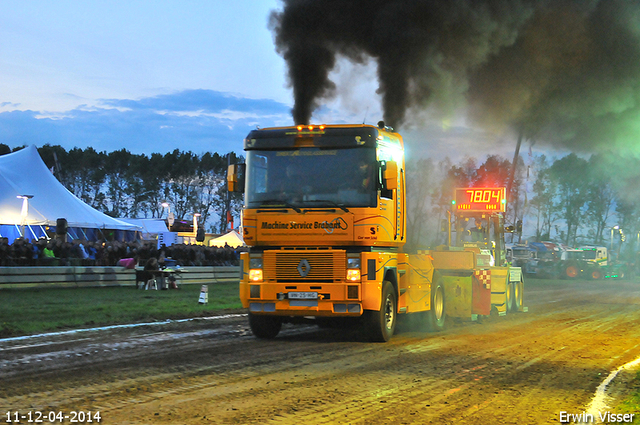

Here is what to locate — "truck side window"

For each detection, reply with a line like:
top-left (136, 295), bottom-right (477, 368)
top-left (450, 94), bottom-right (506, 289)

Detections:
top-left (379, 161), bottom-right (392, 199)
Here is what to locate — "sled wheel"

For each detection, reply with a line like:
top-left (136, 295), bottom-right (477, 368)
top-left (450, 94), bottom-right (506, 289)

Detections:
top-left (514, 280), bottom-right (524, 311)
top-left (427, 277), bottom-right (446, 331)
top-left (508, 281), bottom-right (523, 312)
top-left (505, 281), bottom-right (515, 312)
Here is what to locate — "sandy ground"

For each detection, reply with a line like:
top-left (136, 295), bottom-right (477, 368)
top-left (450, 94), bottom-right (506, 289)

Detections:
top-left (1, 278), bottom-right (640, 424)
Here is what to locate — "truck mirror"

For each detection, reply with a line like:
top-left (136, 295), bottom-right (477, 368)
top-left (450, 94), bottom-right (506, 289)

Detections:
top-left (383, 161), bottom-right (398, 190)
top-left (227, 163), bottom-right (246, 193)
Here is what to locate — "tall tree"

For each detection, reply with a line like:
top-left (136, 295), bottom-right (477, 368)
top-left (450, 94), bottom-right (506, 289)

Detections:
top-left (529, 154), bottom-right (556, 241)
top-left (548, 154), bottom-right (589, 246)
top-left (584, 154), bottom-right (615, 244)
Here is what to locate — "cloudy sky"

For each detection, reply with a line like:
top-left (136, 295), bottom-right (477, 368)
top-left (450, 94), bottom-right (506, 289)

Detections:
top-left (0, 1), bottom-right (288, 155)
top-left (28, 0), bottom-right (640, 165)
top-left (0, 0), bottom-right (533, 162)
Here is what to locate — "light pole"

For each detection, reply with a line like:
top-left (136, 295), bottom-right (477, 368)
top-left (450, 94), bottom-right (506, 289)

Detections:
top-left (611, 225), bottom-right (619, 254)
top-left (162, 202), bottom-right (174, 231)
top-left (193, 213), bottom-right (201, 238)
top-left (16, 195), bottom-right (33, 238)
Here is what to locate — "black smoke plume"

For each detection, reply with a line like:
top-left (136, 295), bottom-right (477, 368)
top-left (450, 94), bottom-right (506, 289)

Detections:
top-left (270, 0), bottom-right (640, 152)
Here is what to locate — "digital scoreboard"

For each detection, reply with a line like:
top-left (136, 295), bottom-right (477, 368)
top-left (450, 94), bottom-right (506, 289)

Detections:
top-left (454, 187), bottom-right (506, 212)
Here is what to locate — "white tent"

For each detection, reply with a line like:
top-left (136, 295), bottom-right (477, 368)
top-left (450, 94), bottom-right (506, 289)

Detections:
top-left (118, 218), bottom-right (169, 240)
top-left (0, 145), bottom-right (140, 240)
top-left (209, 230), bottom-right (245, 248)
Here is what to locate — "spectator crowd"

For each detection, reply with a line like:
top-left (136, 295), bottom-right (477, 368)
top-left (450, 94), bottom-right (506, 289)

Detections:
top-left (0, 237), bottom-right (245, 268)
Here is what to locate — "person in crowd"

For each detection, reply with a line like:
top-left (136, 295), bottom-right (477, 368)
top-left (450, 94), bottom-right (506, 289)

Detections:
top-left (0, 237), bottom-right (11, 266)
top-left (42, 241), bottom-right (55, 258)
top-left (143, 257), bottom-right (160, 290)
top-left (117, 256), bottom-right (138, 269)
top-left (85, 241), bottom-right (98, 262)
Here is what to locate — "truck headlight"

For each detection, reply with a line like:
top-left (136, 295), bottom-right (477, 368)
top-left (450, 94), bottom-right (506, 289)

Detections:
top-left (346, 257), bottom-right (361, 282)
top-left (249, 258), bottom-right (263, 282)
top-left (346, 269), bottom-right (361, 282)
top-left (249, 269), bottom-right (263, 282)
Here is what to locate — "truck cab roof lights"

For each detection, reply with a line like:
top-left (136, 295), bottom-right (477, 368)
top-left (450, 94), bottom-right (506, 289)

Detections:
top-left (295, 125), bottom-right (326, 131)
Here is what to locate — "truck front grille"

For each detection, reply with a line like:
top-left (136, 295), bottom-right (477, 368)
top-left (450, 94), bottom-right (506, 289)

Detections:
top-left (263, 250), bottom-right (346, 283)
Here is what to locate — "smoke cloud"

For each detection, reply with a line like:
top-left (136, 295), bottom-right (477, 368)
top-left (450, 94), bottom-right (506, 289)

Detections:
top-left (270, 0), bottom-right (640, 152)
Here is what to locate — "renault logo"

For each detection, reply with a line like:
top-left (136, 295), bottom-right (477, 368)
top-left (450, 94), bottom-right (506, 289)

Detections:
top-left (297, 259), bottom-right (311, 277)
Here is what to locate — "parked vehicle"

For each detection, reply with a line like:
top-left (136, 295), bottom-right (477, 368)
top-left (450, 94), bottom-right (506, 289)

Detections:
top-left (557, 246), bottom-right (626, 280)
top-left (506, 244), bottom-right (536, 275)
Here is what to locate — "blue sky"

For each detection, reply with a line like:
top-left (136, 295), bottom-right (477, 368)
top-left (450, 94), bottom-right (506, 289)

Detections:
top-left (0, 0), bottom-right (295, 155)
top-left (0, 0), bottom-right (527, 160)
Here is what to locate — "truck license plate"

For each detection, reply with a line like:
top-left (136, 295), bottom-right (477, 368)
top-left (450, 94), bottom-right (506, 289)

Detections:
top-left (288, 292), bottom-right (318, 300)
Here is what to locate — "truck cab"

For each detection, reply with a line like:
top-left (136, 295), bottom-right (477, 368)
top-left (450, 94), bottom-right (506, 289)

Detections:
top-left (506, 244), bottom-right (536, 275)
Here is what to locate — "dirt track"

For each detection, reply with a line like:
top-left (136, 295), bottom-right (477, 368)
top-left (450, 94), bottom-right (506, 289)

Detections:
top-left (2, 279), bottom-right (640, 424)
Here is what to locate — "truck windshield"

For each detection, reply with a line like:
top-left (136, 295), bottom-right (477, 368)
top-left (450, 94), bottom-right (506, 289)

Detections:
top-left (565, 251), bottom-right (585, 260)
top-left (512, 248), bottom-right (531, 259)
top-left (245, 147), bottom-right (377, 208)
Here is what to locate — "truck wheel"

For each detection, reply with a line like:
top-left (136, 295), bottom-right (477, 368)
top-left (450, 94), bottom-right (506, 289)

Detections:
top-left (427, 277), bottom-right (446, 331)
top-left (248, 312), bottom-right (282, 339)
top-left (364, 281), bottom-right (397, 342)
top-left (564, 263), bottom-right (579, 279)
top-left (590, 269), bottom-right (603, 280)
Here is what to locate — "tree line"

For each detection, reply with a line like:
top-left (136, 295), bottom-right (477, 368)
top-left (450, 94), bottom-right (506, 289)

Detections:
top-left (0, 143), bottom-right (243, 234)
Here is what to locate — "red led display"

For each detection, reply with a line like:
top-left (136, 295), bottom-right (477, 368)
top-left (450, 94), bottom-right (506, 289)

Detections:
top-left (454, 187), bottom-right (506, 212)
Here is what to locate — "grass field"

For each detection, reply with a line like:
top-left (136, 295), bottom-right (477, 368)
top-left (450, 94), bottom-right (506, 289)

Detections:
top-left (0, 282), bottom-right (242, 337)
top-left (617, 370), bottom-right (640, 422)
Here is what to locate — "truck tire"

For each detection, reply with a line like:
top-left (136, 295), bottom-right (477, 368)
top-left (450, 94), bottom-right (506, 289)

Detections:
top-left (563, 261), bottom-right (580, 279)
top-left (248, 312), bottom-right (282, 339)
top-left (427, 276), bottom-right (446, 332)
top-left (590, 269), bottom-right (603, 280)
top-left (364, 280), bottom-right (397, 342)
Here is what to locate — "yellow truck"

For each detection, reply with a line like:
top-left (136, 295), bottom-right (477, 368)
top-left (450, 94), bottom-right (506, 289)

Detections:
top-left (228, 123), bottom-right (525, 342)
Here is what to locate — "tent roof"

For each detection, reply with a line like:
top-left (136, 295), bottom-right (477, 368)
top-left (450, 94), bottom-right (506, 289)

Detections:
top-left (0, 145), bottom-right (140, 231)
top-left (209, 230), bottom-right (245, 248)
top-left (119, 218), bottom-right (168, 236)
